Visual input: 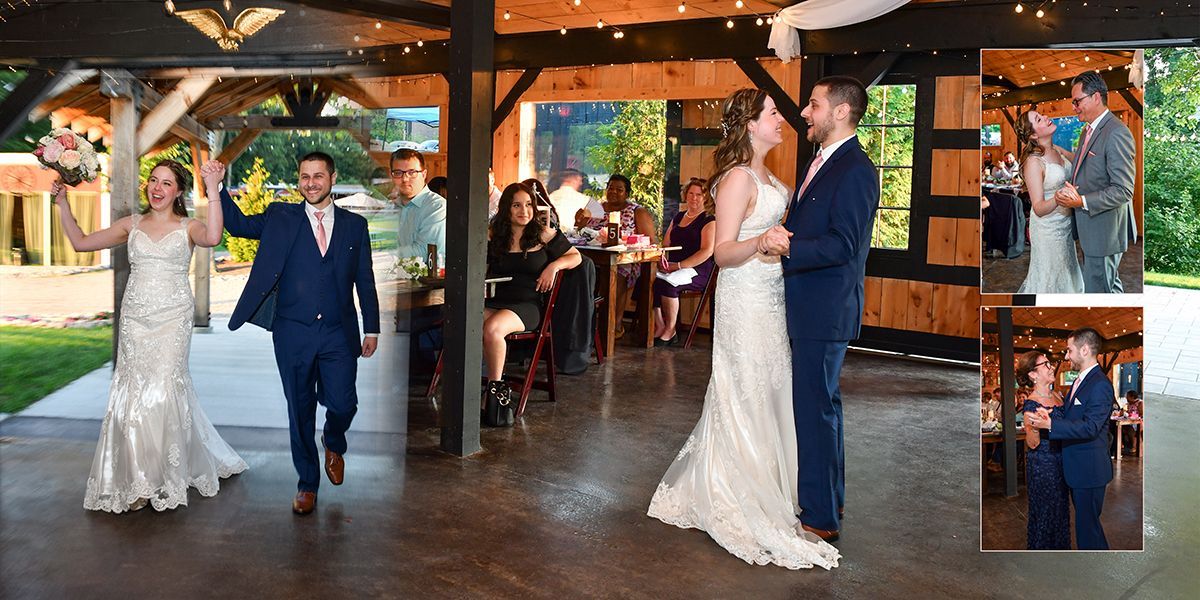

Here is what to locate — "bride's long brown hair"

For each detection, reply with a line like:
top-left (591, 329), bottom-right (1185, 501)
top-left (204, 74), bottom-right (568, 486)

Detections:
top-left (1014, 110), bottom-right (1045, 167)
top-left (704, 88), bottom-right (768, 216)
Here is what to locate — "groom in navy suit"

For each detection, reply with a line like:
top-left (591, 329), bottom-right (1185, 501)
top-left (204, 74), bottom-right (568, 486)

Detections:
top-left (222, 152), bottom-right (380, 515)
top-left (1026, 328), bottom-right (1114, 549)
top-left (769, 76), bottom-right (879, 541)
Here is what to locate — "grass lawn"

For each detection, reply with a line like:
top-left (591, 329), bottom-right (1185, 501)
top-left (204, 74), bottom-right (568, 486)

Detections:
top-left (1145, 272), bottom-right (1200, 291)
top-left (0, 326), bottom-right (112, 414)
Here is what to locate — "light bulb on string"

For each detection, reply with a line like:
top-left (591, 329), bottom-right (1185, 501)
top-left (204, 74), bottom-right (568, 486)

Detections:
top-left (1036, 8), bottom-right (1044, 18)
top-left (756, 17), bottom-right (763, 26)
top-left (597, 19), bottom-right (604, 28)
top-left (1015, 3), bottom-right (1024, 13)
top-left (503, 11), bottom-right (510, 20)
top-left (678, 2), bottom-right (686, 13)
top-left (375, 21), bottom-right (382, 29)
top-left (560, 25), bottom-right (567, 35)
top-left (417, 40), bottom-right (423, 47)
top-left (726, 19), bottom-right (734, 28)
top-left (735, 0), bottom-right (744, 8)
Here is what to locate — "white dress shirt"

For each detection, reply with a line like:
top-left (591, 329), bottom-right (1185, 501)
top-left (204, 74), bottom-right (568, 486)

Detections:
top-left (810, 133), bottom-right (857, 178)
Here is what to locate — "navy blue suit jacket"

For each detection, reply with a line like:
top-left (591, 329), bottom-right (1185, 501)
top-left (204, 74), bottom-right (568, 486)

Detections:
top-left (221, 189), bottom-right (380, 355)
top-left (780, 137), bottom-right (879, 342)
top-left (1049, 366), bottom-right (1115, 489)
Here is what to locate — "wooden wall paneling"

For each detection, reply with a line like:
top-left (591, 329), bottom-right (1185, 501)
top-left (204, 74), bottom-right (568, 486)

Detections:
top-left (927, 216), bottom-right (959, 266)
top-left (931, 284), bottom-right (958, 336)
top-left (962, 76), bottom-right (981, 129)
top-left (633, 62), bottom-right (664, 90)
top-left (863, 276), bottom-right (883, 327)
top-left (955, 217), bottom-right (980, 267)
top-left (957, 149), bottom-right (980, 196)
top-left (663, 62), bottom-right (694, 89)
top-left (880, 277), bottom-right (909, 329)
top-left (933, 76), bottom-right (965, 129)
top-left (930, 149), bottom-right (961, 196)
top-left (906, 280), bottom-right (935, 332)
top-left (693, 60), bottom-right (717, 88)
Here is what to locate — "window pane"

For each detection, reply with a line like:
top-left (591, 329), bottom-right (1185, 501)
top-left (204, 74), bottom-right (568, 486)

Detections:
top-left (873, 208), bottom-right (910, 250)
top-left (981, 123), bottom-right (1001, 146)
top-left (880, 168), bottom-right (912, 208)
top-left (859, 127), bottom-right (884, 162)
top-left (880, 126), bottom-right (914, 167)
top-left (884, 85), bottom-right (917, 125)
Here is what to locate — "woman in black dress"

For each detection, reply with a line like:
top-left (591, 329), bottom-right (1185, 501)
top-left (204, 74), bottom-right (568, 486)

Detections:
top-left (1017, 350), bottom-right (1071, 550)
top-left (484, 182), bottom-right (582, 407)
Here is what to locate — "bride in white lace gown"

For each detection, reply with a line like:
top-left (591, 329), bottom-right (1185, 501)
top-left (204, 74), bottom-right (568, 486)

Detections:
top-left (54, 160), bottom-right (246, 513)
top-left (1016, 109), bottom-right (1084, 294)
top-left (648, 90), bottom-right (840, 570)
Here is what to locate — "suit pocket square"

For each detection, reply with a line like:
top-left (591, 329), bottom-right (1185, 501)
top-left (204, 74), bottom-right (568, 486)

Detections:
top-left (1073, 399), bottom-right (1083, 406)
top-left (1087, 151), bottom-right (1096, 157)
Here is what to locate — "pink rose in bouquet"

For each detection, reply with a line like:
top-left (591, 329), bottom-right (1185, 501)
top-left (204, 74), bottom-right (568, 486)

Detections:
top-left (35, 128), bottom-right (99, 186)
top-left (42, 140), bottom-right (64, 163)
top-left (58, 134), bottom-right (77, 150)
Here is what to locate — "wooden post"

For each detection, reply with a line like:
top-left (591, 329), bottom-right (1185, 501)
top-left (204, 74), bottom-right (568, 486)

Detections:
top-left (440, 0), bottom-right (494, 456)
top-left (190, 142), bottom-right (212, 330)
top-left (100, 70), bottom-right (141, 362)
top-left (997, 307), bottom-right (1019, 498)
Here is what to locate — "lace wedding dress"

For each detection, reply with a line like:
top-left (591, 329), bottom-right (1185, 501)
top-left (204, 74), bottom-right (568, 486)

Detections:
top-left (1018, 155), bottom-right (1084, 294)
top-left (84, 215), bottom-right (247, 513)
top-left (647, 166), bottom-right (841, 570)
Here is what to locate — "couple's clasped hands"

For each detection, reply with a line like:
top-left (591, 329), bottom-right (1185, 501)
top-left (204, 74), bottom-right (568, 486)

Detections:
top-left (1025, 406), bottom-right (1053, 429)
top-left (1053, 182), bottom-right (1083, 209)
top-left (757, 225), bottom-right (792, 256)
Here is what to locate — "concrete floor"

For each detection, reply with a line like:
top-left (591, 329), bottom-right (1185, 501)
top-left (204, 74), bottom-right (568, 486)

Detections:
top-left (981, 452), bottom-right (1144, 551)
top-left (3, 346), bottom-right (1198, 598)
top-left (982, 239), bottom-right (1143, 294)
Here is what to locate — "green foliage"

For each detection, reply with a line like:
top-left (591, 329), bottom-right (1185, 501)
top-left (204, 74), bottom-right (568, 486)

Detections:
top-left (0, 70), bottom-right (51, 153)
top-left (1144, 48), bottom-right (1200, 276)
top-left (587, 101), bottom-right (667, 222)
top-left (224, 157), bottom-right (301, 261)
top-left (0, 325), bottom-right (113, 414)
top-left (861, 85), bottom-right (917, 249)
top-left (225, 96), bottom-right (380, 188)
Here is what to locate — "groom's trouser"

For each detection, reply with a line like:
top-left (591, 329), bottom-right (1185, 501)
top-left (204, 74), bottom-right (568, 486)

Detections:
top-left (1082, 252), bottom-right (1123, 294)
top-left (1070, 486), bottom-right (1109, 550)
top-left (273, 317), bottom-right (359, 493)
top-left (791, 338), bottom-right (848, 532)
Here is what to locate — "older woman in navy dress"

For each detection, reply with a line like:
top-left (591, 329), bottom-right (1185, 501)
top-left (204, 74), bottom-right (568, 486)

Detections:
top-left (653, 178), bottom-right (716, 346)
top-left (1018, 350), bottom-right (1071, 550)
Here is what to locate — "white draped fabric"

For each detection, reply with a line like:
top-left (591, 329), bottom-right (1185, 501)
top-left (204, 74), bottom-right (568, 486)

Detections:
top-left (768, 0), bottom-right (911, 63)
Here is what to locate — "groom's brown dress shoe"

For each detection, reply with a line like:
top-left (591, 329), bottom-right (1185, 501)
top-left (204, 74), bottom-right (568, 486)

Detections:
top-left (801, 523), bottom-right (840, 542)
top-left (322, 436), bottom-right (344, 486)
top-left (292, 491), bottom-right (317, 515)
top-left (839, 506), bottom-right (844, 518)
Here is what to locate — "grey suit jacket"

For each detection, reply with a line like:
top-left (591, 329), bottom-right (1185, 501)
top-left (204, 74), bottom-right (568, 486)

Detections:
top-left (1070, 111), bottom-right (1137, 257)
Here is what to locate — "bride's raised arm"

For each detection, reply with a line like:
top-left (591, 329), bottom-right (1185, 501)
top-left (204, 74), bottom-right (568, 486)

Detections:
top-left (711, 167), bottom-right (768, 267)
top-left (1024, 157), bottom-right (1058, 218)
top-left (52, 180), bottom-right (132, 251)
top-left (189, 160), bottom-right (226, 248)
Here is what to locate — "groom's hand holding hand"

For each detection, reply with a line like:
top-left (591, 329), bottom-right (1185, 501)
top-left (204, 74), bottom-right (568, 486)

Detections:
top-left (1026, 407), bottom-right (1052, 429)
top-left (758, 225), bottom-right (792, 256)
top-left (1054, 183), bottom-right (1084, 209)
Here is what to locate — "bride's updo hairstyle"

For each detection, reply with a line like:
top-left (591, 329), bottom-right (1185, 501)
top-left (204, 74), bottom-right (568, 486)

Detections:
top-left (1014, 110), bottom-right (1044, 168)
top-left (705, 88), bottom-right (769, 216)
top-left (141, 159), bottom-right (192, 218)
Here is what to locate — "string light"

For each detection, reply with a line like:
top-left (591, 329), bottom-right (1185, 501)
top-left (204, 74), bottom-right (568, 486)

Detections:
top-left (596, 19), bottom-right (604, 28)
top-left (678, 2), bottom-right (686, 13)
top-left (416, 40), bottom-right (424, 47)
top-left (735, 0), bottom-right (744, 7)
top-left (375, 21), bottom-right (382, 29)
top-left (726, 19), bottom-right (734, 28)
top-left (755, 17), bottom-right (763, 26)
top-left (1036, 8), bottom-right (1045, 18)
top-left (503, 10), bottom-right (510, 20)
top-left (1015, 3), bottom-right (1024, 13)
top-left (560, 25), bottom-right (567, 35)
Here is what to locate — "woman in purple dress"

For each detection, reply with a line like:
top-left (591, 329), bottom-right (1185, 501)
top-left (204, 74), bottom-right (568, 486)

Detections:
top-left (1018, 350), bottom-right (1071, 549)
top-left (653, 178), bottom-right (716, 346)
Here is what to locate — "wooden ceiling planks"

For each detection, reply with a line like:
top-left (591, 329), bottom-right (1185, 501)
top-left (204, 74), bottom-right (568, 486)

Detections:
top-left (982, 49), bottom-right (1134, 90)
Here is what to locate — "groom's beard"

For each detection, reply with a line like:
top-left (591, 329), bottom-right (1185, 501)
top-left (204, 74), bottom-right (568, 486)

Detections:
top-left (807, 115), bottom-right (835, 146)
top-left (303, 189), bottom-right (331, 205)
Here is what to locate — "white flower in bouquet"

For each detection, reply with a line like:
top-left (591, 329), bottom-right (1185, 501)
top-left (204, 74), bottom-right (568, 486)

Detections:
top-left (41, 140), bottom-right (64, 163)
top-left (59, 149), bottom-right (82, 169)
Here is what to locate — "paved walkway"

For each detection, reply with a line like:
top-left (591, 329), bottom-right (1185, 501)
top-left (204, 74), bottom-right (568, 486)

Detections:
top-left (1144, 285), bottom-right (1200, 399)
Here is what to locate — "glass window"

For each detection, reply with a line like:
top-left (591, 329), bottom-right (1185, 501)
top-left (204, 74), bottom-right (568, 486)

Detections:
top-left (980, 123), bottom-right (1001, 146)
top-left (860, 84), bottom-right (916, 250)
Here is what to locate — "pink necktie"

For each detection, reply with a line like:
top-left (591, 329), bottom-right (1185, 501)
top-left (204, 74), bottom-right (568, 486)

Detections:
top-left (1071, 124), bottom-right (1092, 181)
top-left (797, 152), bottom-right (826, 199)
top-left (314, 210), bottom-right (328, 256)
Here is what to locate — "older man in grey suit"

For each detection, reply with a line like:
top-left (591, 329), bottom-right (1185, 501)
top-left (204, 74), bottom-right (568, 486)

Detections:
top-left (1054, 71), bottom-right (1137, 293)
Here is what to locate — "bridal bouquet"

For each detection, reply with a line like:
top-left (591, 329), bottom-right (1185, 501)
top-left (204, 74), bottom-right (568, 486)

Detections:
top-left (33, 129), bottom-right (101, 185)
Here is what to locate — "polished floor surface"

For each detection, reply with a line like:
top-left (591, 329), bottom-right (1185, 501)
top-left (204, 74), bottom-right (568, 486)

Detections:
top-left (982, 239), bottom-right (1143, 294)
top-left (2, 342), bottom-right (1196, 598)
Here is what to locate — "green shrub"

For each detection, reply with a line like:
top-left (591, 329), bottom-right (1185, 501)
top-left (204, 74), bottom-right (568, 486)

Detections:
top-left (224, 158), bottom-right (301, 262)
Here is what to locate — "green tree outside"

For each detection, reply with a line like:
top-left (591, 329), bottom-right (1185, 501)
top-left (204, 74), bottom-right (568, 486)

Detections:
top-left (224, 157), bottom-right (301, 261)
top-left (587, 101), bottom-right (667, 223)
top-left (1144, 48), bottom-right (1200, 278)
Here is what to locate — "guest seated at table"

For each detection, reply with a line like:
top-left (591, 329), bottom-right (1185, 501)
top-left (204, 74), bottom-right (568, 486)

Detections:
top-left (522, 177), bottom-right (562, 231)
top-left (483, 182), bottom-right (582, 413)
top-left (982, 151), bottom-right (995, 175)
top-left (574, 174), bottom-right (657, 338)
top-left (993, 152), bottom-right (1020, 180)
top-left (549, 169), bottom-right (602, 226)
top-left (652, 177), bottom-right (715, 346)
top-left (1018, 350), bottom-right (1071, 550)
top-left (393, 148), bottom-right (445, 260)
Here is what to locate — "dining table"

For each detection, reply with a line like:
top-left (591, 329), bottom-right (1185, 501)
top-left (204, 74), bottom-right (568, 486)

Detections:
top-left (394, 276), bottom-right (512, 332)
top-left (981, 428), bottom-right (1027, 493)
top-left (1112, 417), bottom-right (1143, 459)
top-left (576, 244), bottom-right (681, 357)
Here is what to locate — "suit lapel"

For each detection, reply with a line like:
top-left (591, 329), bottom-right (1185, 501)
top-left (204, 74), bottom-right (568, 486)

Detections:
top-left (1072, 115), bottom-right (1111, 182)
top-left (800, 137), bottom-right (859, 205)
